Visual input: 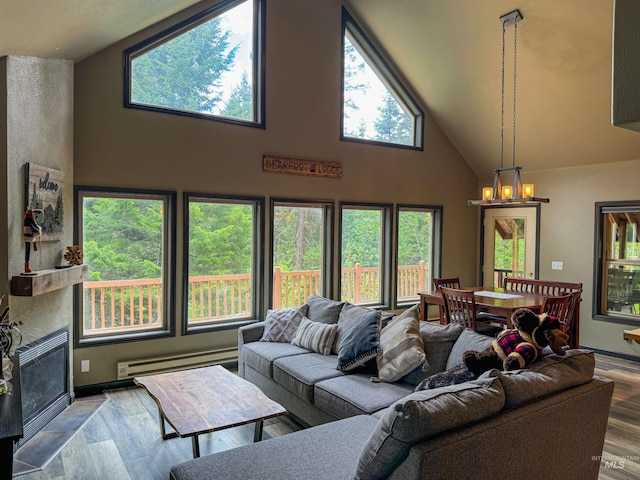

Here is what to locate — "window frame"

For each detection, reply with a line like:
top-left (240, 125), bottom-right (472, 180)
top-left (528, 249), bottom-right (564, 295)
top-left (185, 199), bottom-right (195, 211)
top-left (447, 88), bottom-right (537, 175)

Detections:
top-left (269, 198), bottom-right (335, 309)
top-left (394, 204), bottom-right (443, 308)
top-left (340, 7), bottom-right (424, 150)
top-left (594, 200), bottom-right (640, 326)
top-left (183, 192), bottom-right (264, 335)
top-left (73, 186), bottom-right (177, 348)
top-left (338, 202), bottom-right (393, 308)
top-left (123, 0), bottom-right (266, 128)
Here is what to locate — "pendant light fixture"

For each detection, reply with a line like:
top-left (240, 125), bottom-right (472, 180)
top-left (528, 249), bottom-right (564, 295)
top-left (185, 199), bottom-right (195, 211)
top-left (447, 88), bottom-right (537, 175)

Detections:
top-left (468, 9), bottom-right (549, 206)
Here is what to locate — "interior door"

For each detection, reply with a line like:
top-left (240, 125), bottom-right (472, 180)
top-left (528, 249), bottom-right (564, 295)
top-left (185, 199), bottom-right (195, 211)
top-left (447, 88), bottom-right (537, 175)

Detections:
top-left (482, 207), bottom-right (539, 287)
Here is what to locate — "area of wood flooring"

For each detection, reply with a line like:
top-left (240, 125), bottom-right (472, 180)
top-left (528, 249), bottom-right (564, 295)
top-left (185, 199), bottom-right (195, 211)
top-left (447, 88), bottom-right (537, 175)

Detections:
top-left (13, 353), bottom-right (640, 480)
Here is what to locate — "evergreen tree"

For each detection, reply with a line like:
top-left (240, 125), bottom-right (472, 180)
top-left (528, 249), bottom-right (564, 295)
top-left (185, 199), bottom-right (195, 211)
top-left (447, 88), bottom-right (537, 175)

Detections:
top-left (221, 71), bottom-right (253, 121)
top-left (374, 92), bottom-right (413, 145)
top-left (131, 17), bottom-right (238, 113)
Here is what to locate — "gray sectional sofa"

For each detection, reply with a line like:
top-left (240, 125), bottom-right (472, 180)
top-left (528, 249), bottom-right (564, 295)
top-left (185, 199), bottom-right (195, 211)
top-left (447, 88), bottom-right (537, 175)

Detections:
top-left (170, 296), bottom-right (614, 480)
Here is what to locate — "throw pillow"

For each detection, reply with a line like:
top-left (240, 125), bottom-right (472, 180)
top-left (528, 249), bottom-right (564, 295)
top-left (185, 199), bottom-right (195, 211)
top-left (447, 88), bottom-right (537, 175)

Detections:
top-left (414, 364), bottom-right (475, 391)
top-left (259, 304), bottom-right (309, 343)
top-left (291, 317), bottom-right (339, 355)
top-left (336, 303), bottom-right (382, 371)
top-left (306, 295), bottom-right (345, 324)
top-left (374, 305), bottom-right (425, 383)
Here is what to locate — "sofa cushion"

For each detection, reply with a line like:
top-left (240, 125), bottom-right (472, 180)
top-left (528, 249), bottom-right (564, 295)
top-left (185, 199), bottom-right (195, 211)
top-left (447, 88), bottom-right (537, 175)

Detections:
top-left (445, 328), bottom-right (494, 370)
top-left (273, 353), bottom-right (344, 404)
top-left (314, 375), bottom-right (412, 418)
top-left (291, 317), bottom-right (338, 355)
top-left (355, 376), bottom-right (505, 480)
top-left (242, 341), bottom-right (310, 378)
top-left (402, 322), bottom-right (464, 386)
top-left (260, 304), bottom-right (309, 343)
top-left (483, 349), bottom-right (596, 409)
top-left (375, 305), bottom-right (425, 383)
top-left (306, 295), bottom-right (345, 324)
top-left (169, 415), bottom-right (378, 480)
top-left (336, 304), bottom-right (382, 371)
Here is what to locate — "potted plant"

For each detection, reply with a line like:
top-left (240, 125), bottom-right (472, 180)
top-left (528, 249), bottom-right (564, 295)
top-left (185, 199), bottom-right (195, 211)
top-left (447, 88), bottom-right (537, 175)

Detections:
top-left (0, 296), bottom-right (22, 395)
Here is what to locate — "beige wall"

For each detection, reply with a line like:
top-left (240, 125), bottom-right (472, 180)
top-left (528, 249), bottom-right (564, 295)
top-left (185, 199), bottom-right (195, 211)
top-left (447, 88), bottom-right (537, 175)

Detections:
top-left (514, 160), bottom-right (640, 360)
top-left (1, 56), bottom-right (75, 386)
top-left (72, 0), bottom-right (479, 386)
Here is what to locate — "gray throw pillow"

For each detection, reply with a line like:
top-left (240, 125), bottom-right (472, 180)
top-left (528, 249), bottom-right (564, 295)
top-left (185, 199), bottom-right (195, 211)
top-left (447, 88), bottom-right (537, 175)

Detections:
top-left (259, 304), bottom-right (309, 343)
top-left (336, 303), bottom-right (382, 371)
top-left (291, 317), bottom-right (339, 355)
top-left (306, 295), bottom-right (345, 324)
top-left (356, 376), bottom-right (505, 479)
top-left (402, 322), bottom-right (464, 386)
top-left (445, 328), bottom-right (495, 370)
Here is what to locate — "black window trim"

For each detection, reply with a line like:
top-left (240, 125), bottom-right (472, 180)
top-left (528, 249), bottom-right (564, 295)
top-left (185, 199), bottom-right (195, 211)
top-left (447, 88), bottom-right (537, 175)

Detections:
top-left (183, 192), bottom-right (265, 335)
top-left (73, 186), bottom-right (177, 348)
top-left (594, 200), bottom-right (640, 326)
top-left (394, 204), bottom-right (443, 309)
top-left (123, 0), bottom-right (266, 129)
top-left (339, 201), bottom-right (393, 309)
top-left (269, 198), bottom-right (335, 308)
top-left (340, 7), bottom-right (424, 151)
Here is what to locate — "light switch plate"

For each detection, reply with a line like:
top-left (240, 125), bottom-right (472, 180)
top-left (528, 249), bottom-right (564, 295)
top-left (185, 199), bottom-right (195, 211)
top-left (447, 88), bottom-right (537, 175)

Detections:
top-left (81, 360), bottom-right (90, 372)
top-left (552, 261), bottom-right (563, 270)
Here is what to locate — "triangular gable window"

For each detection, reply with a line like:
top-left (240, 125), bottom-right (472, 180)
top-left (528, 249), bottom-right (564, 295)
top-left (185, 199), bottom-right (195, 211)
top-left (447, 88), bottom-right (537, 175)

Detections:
top-left (341, 8), bottom-right (423, 149)
top-left (124, 0), bottom-right (264, 127)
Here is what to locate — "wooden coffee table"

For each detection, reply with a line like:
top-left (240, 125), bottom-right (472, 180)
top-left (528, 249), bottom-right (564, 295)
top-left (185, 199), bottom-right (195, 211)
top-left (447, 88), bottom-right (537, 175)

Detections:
top-left (134, 365), bottom-right (287, 458)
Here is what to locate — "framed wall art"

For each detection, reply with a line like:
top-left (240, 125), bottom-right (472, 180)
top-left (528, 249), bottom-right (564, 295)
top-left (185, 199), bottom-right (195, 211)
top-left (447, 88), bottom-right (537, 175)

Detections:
top-left (24, 163), bottom-right (65, 242)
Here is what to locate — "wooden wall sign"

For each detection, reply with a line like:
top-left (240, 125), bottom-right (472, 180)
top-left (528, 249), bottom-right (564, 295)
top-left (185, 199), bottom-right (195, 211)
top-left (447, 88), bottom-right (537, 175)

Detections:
top-left (24, 162), bottom-right (65, 242)
top-left (263, 156), bottom-right (342, 179)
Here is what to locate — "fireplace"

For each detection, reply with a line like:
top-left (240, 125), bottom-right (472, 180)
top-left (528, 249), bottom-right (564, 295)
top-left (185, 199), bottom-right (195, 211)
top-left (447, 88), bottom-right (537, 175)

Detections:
top-left (15, 328), bottom-right (70, 448)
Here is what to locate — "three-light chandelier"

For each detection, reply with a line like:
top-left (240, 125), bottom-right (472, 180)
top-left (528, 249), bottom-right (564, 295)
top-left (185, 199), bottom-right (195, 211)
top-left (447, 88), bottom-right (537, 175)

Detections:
top-left (468, 9), bottom-right (549, 207)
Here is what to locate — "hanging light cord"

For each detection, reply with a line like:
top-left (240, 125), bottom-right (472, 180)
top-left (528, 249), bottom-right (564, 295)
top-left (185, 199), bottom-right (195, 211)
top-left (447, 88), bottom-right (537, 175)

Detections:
top-left (500, 23), bottom-right (506, 170)
top-left (511, 22), bottom-right (518, 168)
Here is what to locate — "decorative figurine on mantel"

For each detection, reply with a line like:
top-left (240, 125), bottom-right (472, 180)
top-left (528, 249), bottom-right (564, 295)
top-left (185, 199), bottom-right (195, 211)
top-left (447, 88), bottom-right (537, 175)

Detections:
top-left (23, 208), bottom-right (42, 274)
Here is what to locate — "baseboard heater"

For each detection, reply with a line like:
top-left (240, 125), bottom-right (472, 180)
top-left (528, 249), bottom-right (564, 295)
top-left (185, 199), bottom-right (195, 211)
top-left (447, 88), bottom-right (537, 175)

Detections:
top-left (117, 347), bottom-right (238, 379)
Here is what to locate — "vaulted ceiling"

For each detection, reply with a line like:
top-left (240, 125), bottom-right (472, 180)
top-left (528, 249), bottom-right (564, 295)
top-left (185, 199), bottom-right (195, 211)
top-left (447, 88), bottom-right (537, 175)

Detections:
top-left (2, 0), bottom-right (640, 178)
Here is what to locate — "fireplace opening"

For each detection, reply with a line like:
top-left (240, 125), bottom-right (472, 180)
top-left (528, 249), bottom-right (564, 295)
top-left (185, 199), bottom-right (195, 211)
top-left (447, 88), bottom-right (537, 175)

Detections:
top-left (16, 328), bottom-right (70, 448)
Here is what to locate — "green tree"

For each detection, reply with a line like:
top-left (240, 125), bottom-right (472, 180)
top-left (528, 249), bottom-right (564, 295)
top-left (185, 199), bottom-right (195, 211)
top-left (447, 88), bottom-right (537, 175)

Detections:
top-left (341, 209), bottom-right (381, 268)
top-left (273, 207), bottom-right (323, 272)
top-left (374, 92), bottom-right (413, 145)
top-left (221, 71), bottom-right (253, 120)
top-left (131, 17), bottom-right (238, 113)
top-left (83, 198), bottom-right (164, 281)
top-left (343, 38), bottom-right (369, 138)
top-left (397, 211), bottom-right (431, 266)
top-left (188, 202), bottom-right (253, 276)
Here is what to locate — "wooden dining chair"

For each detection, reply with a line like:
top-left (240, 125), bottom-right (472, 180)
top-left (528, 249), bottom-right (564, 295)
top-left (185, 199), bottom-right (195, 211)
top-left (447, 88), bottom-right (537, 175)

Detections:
top-left (541, 294), bottom-right (571, 321)
top-left (440, 287), bottom-right (503, 336)
top-left (433, 277), bottom-right (461, 323)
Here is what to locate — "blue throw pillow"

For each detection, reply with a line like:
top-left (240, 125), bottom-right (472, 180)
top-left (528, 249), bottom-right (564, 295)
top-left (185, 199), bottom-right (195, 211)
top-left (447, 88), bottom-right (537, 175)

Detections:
top-left (336, 306), bottom-right (382, 371)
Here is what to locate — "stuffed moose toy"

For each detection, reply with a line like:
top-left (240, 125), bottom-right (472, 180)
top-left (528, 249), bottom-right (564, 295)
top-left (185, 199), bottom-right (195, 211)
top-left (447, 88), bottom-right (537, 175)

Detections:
top-left (463, 308), bottom-right (569, 377)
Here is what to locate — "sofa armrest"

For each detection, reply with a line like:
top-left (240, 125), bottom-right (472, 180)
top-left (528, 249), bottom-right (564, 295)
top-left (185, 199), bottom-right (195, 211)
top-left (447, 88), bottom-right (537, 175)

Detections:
top-left (237, 321), bottom-right (266, 378)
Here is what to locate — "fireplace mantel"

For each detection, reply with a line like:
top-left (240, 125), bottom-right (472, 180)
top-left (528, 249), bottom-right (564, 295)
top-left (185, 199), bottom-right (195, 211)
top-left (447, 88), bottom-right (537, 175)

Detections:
top-left (10, 265), bottom-right (88, 297)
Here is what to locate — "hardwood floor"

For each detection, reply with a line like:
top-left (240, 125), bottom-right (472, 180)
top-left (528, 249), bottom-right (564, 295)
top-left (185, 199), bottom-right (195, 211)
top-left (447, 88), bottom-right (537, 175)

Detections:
top-left (14, 353), bottom-right (640, 480)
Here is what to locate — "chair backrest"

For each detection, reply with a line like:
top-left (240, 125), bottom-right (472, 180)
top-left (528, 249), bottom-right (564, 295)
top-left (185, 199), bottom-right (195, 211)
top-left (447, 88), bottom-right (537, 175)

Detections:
top-left (433, 276), bottom-right (461, 291)
top-left (503, 277), bottom-right (582, 296)
top-left (561, 290), bottom-right (582, 335)
top-left (440, 287), bottom-right (477, 330)
top-left (541, 294), bottom-right (571, 323)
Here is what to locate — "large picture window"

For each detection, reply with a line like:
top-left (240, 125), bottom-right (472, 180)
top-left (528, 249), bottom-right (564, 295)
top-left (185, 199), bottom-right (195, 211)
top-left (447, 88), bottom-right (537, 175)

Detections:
top-left (340, 203), bottom-right (391, 306)
top-left (124, 0), bottom-right (264, 126)
top-left (75, 188), bottom-right (176, 345)
top-left (595, 201), bottom-right (640, 323)
top-left (271, 200), bottom-right (333, 308)
top-left (396, 205), bottom-right (441, 305)
top-left (184, 194), bottom-right (263, 332)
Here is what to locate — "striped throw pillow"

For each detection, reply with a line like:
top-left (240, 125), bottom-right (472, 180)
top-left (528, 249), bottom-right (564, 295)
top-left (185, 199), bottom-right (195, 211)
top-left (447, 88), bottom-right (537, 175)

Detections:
top-left (374, 305), bottom-right (425, 382)
top-left (291, 317), bottom-right (339, 355)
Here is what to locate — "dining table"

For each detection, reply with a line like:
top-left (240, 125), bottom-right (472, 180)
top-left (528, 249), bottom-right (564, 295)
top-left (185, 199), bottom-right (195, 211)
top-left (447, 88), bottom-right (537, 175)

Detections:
top-left (418, 286), bottom-right (548, 328)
